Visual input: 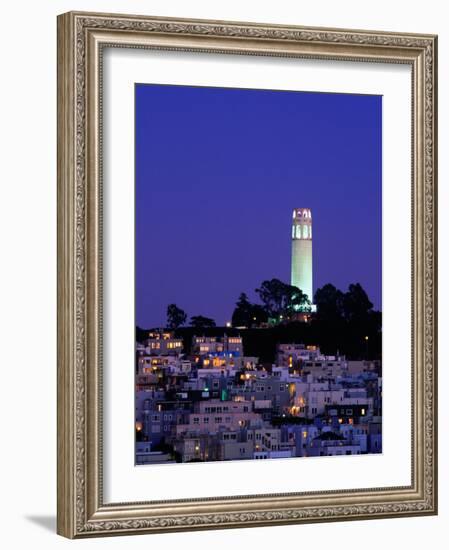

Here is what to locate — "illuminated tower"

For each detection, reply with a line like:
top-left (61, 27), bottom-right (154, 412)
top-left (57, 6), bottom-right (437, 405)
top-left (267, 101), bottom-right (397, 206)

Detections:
top-left (291, 208), bottom-right (313, 304)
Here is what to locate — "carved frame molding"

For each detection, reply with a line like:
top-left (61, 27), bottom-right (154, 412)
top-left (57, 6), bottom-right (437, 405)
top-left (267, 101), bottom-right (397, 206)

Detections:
top-left (57, 11), bottom-right (437, 538)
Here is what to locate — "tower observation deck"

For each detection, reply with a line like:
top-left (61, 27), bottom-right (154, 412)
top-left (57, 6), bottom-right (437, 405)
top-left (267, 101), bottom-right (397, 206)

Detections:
top-left (291, 208), bottom-right (313, 306)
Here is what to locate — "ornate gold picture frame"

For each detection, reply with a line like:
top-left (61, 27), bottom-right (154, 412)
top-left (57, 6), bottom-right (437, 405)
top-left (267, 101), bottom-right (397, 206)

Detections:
top-left (57, 11), bottom-right (437, 538)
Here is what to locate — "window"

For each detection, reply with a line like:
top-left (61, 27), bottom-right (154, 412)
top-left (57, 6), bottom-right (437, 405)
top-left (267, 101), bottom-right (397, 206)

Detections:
top-left (296, 225), bottom-right (302, 239)
top-left (204, 417), bottom-right (209, 424)
top-left (193, 417), bottom-right (199, 424)
top-left (214, 417), bottom-right (222, 424)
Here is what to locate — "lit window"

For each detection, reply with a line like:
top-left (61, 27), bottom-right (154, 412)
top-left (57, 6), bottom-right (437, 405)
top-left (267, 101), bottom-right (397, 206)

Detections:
top-left (296, 225), bottom-right (302, 239)
top-left (303, 225), bottom-right (308, 238)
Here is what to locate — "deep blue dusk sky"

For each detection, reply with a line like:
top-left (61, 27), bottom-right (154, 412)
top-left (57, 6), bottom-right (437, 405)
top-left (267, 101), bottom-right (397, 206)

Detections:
top-left (135, 84), bottom-right (382, 328)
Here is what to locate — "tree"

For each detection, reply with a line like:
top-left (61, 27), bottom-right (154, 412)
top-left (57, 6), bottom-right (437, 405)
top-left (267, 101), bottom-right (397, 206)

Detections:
top-left (314, 283), bottom-right (345, 321)
top-left (166, 303), bottom-right (187, 329)
top-left (342, 283), bottom-right (373, 322)
top-left (231, 293), bottom-right (268, 327)
top-left (231, 293), bottom-right (251, 327)
top-left (255, 278), bottom-right (310, 319)
top-left (285, 285), bottom-right (311, 316)
top-left (190, 315), bottom-right (216, 329)
top-left (250, 303), bottom-right (269, 325)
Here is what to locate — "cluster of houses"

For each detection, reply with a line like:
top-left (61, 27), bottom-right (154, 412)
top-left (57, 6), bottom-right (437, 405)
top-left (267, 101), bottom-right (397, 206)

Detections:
top-left (135, 331), bottom-right (382, 464)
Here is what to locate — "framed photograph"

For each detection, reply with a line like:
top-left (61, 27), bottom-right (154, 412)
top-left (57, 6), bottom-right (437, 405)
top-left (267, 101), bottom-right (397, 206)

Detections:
top-left (57, 11), bottom-right (438, 538)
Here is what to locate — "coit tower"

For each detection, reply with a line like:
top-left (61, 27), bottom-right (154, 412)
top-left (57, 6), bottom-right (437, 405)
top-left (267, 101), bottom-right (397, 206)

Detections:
top-left (291, 208), bottom-right (313, 304)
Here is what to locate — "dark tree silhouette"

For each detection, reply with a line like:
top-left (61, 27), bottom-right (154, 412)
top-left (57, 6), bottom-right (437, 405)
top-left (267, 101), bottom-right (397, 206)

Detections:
top-left (342, 283), bottom-right (374, 322)
top-left (231, 292), bottom-right (268, 327)
top-left (249, 304), bottom-right (269, 325)
top-left (166, 303), bottom-right (187, 329)
top-left (312, 282), bottom-right (380, 359)
top-left (190, 315), bottom-right (216, 329)
top-left (255, 278), bottom-right (310, 319)
top-left (314, 283), bottom-right (345, 321)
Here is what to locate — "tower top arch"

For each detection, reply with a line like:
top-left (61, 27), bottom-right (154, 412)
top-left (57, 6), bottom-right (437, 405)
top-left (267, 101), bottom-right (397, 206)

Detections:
top-left (293, 208), bottom-right (312, 220)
